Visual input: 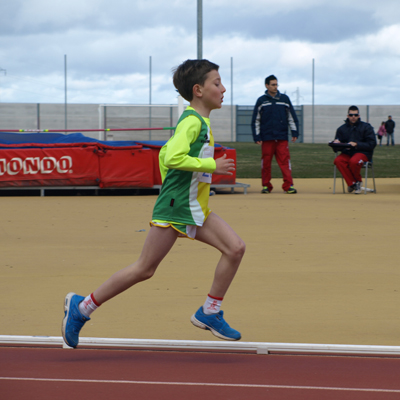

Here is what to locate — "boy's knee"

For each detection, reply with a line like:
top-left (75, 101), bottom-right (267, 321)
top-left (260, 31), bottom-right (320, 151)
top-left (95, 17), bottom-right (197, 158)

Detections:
top-left (140, 269), bottom-right (156, 281)
top-left (132, 265), bottom-right (157, 282)
top-left (239, 239), bottom-right (246, 256)
top-left (230, 239), bottom-right (246, 260)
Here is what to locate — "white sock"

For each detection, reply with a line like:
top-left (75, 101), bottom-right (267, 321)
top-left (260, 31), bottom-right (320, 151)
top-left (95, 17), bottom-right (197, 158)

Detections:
top-left (79, 293), bottom-right (100, 318)
top-left (203, 294), bottom-right (223, 315)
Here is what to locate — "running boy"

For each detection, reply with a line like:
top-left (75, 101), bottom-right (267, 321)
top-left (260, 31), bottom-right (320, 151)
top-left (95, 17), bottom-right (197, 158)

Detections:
top-left (62, 59), bottom-right (246, 347)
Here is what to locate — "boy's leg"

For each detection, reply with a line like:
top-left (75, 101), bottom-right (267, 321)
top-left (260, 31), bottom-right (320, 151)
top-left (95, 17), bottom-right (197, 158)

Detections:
top-left (190, 212), bottom-right (245, 341)
top-left (261, 140), bottom-right (276, 192)
top-left (62, 226), bottom-right (179, 348)
top-left (195, 212), bottom-right (245, 298)
top-left (93, 226), bottom-right (179, 304)
top-left (274, 140), bottom-right (294, 191)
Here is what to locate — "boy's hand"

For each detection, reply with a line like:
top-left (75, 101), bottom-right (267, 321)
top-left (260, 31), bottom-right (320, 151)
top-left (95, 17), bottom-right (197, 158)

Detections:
top-left (214, 154), bottom-right (235, 175)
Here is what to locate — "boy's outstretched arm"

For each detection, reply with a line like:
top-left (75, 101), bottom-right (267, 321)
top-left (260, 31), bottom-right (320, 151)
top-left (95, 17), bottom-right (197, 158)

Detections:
top-left (214, 153), bottom-right (235, 175)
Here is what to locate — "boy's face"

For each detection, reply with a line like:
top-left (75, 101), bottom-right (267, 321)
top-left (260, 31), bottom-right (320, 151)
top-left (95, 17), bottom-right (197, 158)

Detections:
top-left (199, 70), bottom-right (226, 110)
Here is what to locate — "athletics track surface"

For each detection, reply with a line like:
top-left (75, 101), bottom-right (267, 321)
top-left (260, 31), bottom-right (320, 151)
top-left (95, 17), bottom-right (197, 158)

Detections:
top-left (1, 344), bottom-right (400, 400)
top-left (2, 179), bottom-right (400, 399)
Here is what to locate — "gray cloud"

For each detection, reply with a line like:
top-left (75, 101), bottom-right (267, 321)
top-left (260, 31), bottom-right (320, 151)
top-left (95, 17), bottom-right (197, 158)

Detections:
top-left (0, 0), bottom-right (399, 106)
top-left (210, 6), bottom-right (381, 43)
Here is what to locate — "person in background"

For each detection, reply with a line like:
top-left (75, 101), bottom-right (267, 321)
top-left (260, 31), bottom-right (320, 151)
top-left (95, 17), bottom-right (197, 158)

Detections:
top-left (376, 121), bottom-right (386, 146)
top-left (385, 116), bottom-right (395, 146)
top-left (251, 75), bottom-right (299, 194)
top-left (333, 105), bottom-right (376, 194)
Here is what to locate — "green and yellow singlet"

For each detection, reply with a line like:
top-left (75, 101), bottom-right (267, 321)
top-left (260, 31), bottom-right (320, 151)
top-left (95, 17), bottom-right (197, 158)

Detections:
top-left (152, 107), bottom-right (216, 230)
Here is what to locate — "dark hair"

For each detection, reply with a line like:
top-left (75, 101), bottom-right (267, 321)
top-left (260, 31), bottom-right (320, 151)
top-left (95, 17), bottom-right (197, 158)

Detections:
top-left (265, 75), bottom-right (277, 85)
top-left (172, 59), bottom-right (219, 101)
top-left (348, 105), bottom-right (359, 113)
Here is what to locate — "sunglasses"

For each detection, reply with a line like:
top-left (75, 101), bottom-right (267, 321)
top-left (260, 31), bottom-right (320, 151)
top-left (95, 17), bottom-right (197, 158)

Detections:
top-left (348, 113), bottom-right (359, 117)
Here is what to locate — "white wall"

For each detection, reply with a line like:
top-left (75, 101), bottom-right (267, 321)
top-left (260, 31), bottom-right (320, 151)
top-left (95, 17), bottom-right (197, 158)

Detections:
top-left (0, 102), bottom-right (398, 143)
top-left (0, 103), bottom-right (236, 142)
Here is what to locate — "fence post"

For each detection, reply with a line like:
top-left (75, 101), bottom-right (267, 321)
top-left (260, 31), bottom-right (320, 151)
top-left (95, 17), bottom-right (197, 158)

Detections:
top-left (103, 105), bottom-right (107, 141)
top-left (37, 103), bottom-right (40, 130)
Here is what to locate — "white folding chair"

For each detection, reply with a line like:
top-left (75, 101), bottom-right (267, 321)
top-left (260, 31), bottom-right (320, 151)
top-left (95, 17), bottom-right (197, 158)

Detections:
top-left (361, 160), bottom-right (376, 194)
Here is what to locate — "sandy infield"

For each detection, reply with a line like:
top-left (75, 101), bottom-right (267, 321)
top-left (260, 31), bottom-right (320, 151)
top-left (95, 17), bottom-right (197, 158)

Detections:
top-left (1, 178), bottom-right (400, 346)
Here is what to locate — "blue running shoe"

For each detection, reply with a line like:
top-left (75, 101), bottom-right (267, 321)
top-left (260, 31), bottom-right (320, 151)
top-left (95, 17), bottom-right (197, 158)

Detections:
top-left (190, 306), bottom-right (241, 341)
top-left (62, 292), bottom-right (90, 348)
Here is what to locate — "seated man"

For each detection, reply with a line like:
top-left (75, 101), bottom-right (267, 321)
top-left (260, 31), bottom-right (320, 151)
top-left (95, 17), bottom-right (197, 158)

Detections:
top-left (333, 105), bottom-right (376, 194)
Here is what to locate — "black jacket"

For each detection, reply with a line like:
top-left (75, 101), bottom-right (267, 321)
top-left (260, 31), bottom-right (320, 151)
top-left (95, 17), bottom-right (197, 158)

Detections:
top-left (251, 90), bottom-right (299, 142)
top-left (334, 119), bottom-right (376, 161)
top-left (385, 119), bottom-right (395, 134)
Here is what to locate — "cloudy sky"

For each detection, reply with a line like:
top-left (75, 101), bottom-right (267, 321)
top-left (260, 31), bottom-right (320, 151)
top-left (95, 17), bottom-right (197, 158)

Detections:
top-left (0, 0), bottom-right (399, 106)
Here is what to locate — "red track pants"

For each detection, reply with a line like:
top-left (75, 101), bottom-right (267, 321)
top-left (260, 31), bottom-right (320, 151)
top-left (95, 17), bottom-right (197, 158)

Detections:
top-left (334, 153), bottom-right (368, 187)
top-left (261, 140), bottom-right (293, 192)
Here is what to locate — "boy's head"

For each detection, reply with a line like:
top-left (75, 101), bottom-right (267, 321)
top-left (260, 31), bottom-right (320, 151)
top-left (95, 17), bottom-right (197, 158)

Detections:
top-left (173, 59), bottom-right (219, 102)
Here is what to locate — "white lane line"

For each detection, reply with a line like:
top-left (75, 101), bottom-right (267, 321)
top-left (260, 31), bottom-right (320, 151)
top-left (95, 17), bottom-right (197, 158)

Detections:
top-left (1, 377), bottom-right (400, 393)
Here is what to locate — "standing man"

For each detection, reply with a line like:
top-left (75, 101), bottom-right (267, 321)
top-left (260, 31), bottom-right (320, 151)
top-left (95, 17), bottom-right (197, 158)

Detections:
top-left (333, 105), bottom-right (376, 194)
top-left (251, 75), bottom-right (299, 194)
top-left (385, 115), bottom-right (395, 146)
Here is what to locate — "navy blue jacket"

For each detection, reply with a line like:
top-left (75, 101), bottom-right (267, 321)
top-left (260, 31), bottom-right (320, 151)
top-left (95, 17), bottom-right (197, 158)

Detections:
top-left (385, 119), bottom-right (395, 134)
top-left (334, 119), bottom-right (376, 161)
top-left (251, 90), bottom-right (299, 142)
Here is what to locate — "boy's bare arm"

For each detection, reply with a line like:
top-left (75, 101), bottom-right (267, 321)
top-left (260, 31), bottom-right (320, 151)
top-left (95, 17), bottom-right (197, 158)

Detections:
top-left (214, 154), bottom-right (235, 175)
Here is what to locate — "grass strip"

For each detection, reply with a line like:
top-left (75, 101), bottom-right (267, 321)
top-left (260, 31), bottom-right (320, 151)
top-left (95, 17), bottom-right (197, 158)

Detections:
top-left (218, 142), bottom-right (400, 179)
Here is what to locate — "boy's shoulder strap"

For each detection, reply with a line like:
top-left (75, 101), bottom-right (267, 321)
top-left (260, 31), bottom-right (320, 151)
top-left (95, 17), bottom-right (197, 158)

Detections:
top-left (177, 108), bottom-right (206, 127)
